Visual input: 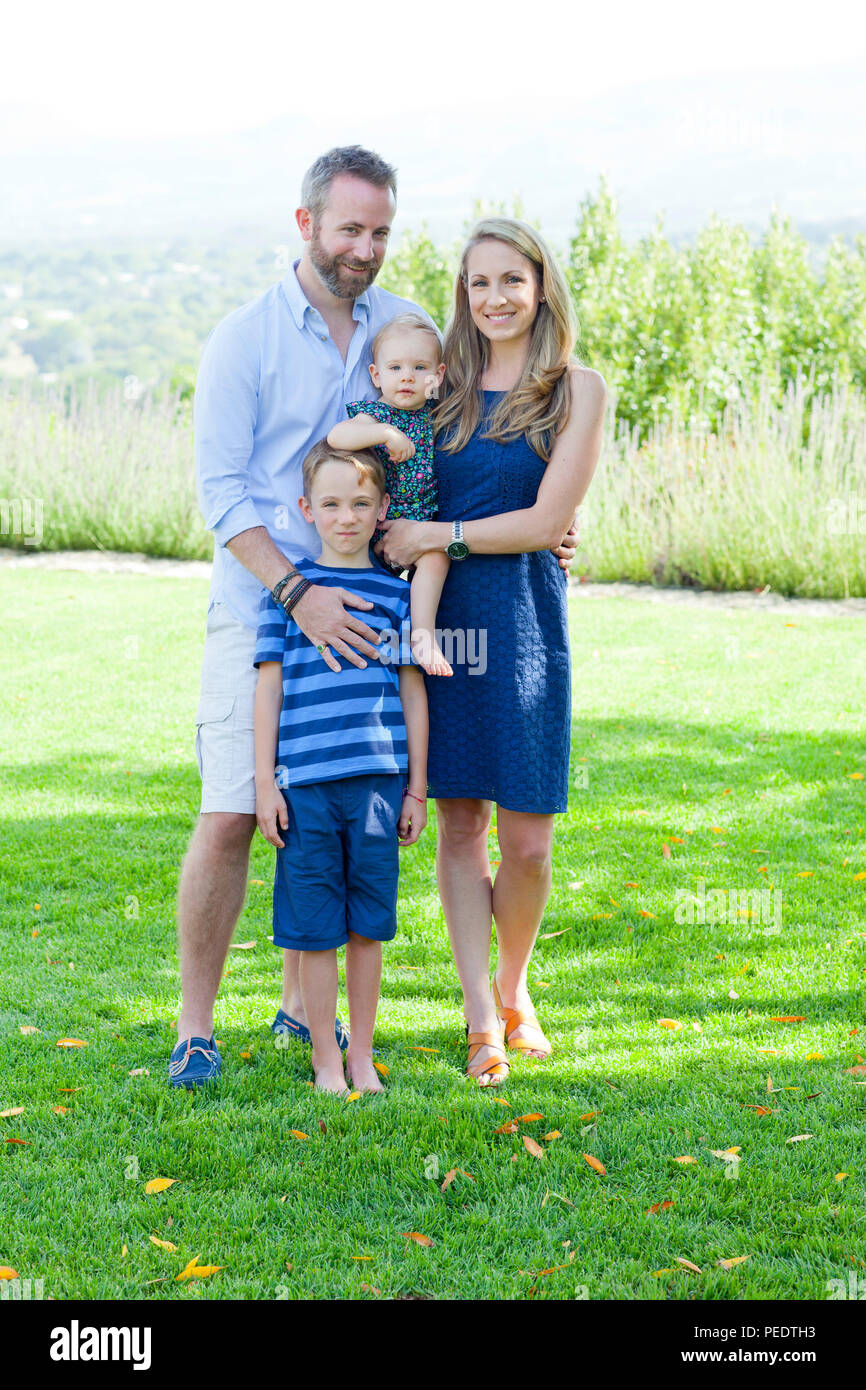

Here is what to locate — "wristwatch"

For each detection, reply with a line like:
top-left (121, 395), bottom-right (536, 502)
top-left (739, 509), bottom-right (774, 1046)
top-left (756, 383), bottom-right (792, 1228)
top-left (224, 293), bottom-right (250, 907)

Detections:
top-left (446, 519), bottom-right (469, 561)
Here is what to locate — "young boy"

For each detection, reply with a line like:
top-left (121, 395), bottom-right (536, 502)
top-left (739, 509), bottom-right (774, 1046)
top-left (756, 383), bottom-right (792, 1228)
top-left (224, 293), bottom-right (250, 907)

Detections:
top-left (253, 439), bottom-right (429, 1095)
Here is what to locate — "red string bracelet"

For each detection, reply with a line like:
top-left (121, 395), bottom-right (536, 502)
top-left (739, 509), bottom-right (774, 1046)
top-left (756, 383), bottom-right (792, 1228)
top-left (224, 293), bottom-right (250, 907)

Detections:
top-left (404, 791), bottom-right (426, 803)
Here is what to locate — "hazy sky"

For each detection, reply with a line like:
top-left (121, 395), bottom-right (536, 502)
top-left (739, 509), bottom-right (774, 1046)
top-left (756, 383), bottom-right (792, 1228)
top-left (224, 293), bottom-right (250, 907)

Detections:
top-left (8, 0), bottom-right (866, 139)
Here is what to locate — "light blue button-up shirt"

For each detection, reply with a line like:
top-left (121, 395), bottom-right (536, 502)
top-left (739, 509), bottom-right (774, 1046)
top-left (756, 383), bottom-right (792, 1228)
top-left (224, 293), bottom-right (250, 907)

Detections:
top-left (194, 260), bottom-right (438, 630)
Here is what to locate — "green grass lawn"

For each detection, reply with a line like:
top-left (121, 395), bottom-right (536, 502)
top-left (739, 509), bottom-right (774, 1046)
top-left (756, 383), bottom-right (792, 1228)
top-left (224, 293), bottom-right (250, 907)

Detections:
top-left (1, 571), bottom-right (865, 1301)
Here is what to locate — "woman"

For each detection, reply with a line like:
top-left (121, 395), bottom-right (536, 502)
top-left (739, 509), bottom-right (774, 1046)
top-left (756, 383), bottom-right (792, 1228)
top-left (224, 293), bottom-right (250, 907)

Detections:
top-left (376, 217), bottom-right (606, 1085)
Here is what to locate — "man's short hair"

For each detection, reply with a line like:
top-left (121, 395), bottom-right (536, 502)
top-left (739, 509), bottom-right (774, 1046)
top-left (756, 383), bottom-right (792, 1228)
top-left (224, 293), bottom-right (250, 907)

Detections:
top-left (302, 438), bottom-right (387, 501)
top-left (300, 146), bottom-right (398, 224)
top-left (371, 312), bottom-right (444, 363)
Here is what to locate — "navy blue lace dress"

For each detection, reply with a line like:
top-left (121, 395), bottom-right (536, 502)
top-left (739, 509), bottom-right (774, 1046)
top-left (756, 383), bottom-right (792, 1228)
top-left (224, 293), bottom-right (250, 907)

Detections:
top-left (423, 390), bottom-right (571, 813)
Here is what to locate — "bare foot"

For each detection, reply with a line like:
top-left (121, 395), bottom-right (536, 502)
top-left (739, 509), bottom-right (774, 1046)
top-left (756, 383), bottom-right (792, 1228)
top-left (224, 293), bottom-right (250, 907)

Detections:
top-left (312, 1047), bottom-right (348, 1095)
top-left (410, 628), bottom-right (453, 677)
top-left (345, 1051), bottom-right (384, 1094)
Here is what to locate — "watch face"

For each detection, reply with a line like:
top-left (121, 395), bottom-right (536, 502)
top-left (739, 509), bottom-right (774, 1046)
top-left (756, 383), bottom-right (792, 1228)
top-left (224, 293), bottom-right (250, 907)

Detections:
top-left (448, 541), bottom-right (469, 560)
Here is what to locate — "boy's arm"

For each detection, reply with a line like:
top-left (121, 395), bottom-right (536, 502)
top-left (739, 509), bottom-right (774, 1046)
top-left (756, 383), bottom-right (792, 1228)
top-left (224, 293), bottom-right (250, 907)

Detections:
top-left (253, 662), bottom-right (289, 848)
top-left (396, 664), bottom-right (429, 846)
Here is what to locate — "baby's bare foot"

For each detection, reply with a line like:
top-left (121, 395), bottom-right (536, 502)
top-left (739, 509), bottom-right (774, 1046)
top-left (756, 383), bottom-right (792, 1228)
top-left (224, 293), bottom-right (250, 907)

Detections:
top-left (345, 1051), bottom-right (384, 1094)
top-left (410, 628), bottom-right (453, 677)
top-left (312, 1049), bottom-right (348, 1095)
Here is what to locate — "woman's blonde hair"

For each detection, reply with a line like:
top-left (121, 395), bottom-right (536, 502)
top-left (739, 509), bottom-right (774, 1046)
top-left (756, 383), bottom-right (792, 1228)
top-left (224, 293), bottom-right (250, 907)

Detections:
top-left (434, 217), bottom-right (579, 460)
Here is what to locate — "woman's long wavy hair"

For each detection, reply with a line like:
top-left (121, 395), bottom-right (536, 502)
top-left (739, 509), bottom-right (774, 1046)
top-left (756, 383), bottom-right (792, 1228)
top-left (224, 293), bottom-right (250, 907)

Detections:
top-left (433, 217), bottom-right (579, 460)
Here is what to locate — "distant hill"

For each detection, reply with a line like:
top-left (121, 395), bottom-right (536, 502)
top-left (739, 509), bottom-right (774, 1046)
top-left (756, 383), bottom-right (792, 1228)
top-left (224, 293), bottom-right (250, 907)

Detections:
top-left (1, 59), bottom-right (864, 252)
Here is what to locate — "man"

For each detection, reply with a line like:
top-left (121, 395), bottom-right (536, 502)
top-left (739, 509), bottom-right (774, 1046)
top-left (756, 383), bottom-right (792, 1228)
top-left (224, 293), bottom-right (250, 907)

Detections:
top-left (170, 145), bottom-right (579, 1087)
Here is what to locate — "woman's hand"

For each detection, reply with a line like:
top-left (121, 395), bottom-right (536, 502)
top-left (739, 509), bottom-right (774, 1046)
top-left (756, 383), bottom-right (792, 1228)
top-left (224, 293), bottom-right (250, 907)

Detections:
top-left (550, 509), bottom-right (581, 571)
top-left (397, 793), bottom-right (427, 846)
top-left (374, 517), bottom-right (427, 570)
top-left (256, 780), bottom-right (289, 848)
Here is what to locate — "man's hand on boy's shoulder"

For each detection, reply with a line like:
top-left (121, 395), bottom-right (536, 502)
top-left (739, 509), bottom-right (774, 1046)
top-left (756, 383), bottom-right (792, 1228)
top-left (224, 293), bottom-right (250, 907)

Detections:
top-left (397, 792), bottom-right (427, 846)
top-left (290, 582), bottom-right (383, 672)
top-left (255, 779), bottom-right (289, 848)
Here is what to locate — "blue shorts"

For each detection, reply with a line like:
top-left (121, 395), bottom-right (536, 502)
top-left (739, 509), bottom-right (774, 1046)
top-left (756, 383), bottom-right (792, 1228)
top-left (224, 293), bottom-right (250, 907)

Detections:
top-left (271, 772), bottom-right (404, 951)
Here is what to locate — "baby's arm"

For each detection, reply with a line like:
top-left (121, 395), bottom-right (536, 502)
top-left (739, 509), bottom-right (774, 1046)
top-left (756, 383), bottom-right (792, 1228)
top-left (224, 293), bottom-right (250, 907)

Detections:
top-left (396, 664), bottom-right (428, 846)
top-left (328, 414), bottom-right (415, 464)
top-left (254, 662), bottom-right (289, 848)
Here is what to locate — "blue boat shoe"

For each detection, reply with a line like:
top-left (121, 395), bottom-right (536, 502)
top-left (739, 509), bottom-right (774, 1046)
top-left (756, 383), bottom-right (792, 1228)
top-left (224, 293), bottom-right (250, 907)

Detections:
top-left (271, 1008), bottom-right (351, 1052)
top-left (168, 1034), bottom-right (222, 1088)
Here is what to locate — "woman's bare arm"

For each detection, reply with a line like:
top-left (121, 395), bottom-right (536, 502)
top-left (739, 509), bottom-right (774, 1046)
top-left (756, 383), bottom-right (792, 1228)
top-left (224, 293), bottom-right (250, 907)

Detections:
top-left (376, 368), bottom-right (606, 568)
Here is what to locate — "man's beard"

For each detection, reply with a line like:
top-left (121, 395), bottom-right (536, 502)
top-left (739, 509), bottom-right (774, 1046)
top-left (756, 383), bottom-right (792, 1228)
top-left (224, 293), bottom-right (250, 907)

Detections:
top-left (309, 228), bottom-right (380, 298)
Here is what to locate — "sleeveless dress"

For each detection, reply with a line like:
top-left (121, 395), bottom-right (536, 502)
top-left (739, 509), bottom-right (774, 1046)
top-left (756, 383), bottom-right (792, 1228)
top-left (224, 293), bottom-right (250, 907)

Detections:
top-left (423, 390), bottom-right (572, 814)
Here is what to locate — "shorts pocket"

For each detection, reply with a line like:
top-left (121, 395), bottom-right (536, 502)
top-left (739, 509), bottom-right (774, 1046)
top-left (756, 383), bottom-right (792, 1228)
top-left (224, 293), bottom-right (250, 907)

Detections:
top-left (194, 694), bottom-right (236, 783)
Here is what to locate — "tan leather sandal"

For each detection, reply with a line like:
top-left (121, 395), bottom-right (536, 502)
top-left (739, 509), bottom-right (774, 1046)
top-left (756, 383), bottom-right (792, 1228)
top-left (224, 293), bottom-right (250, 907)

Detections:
top-left (466, 1029), bottom-right (510, 1086)
top-left (492, 977), bottom-right (552, 1059)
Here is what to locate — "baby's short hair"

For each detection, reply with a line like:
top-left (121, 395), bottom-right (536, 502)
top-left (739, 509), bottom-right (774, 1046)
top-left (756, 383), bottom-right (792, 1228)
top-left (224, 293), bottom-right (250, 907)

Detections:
top-left (371, 311), bottom-right (443, 363)
top-left (302, 438), bottom-right (387, 501)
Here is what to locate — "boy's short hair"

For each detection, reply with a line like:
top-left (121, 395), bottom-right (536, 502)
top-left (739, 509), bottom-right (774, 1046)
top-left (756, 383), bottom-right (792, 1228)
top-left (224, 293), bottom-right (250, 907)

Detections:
top-left (302, 438), bottom-right (387, 501)
top-left (371, 312), bottom-right (443, 363)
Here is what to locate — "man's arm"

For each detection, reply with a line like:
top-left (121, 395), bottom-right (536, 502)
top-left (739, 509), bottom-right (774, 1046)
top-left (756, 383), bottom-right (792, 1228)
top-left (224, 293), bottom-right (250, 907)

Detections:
top-left (253, 662), bottom-right (289, 849)
top-left (396, 664), bottom-right (428, 847)
top-left (193, 319), bottom-right (384, 670)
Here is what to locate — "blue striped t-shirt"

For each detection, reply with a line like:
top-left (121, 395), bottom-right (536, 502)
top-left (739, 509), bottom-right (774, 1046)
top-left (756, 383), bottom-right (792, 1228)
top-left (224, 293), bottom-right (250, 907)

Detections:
top-left (254, 555), bottom-right (417, 787)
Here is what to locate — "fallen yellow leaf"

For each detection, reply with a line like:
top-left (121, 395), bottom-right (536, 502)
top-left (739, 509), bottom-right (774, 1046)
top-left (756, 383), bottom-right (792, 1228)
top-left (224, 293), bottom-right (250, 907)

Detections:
top-left (0, 1267), bottom-right (19, 1280)
top-left (373, 1062), bottom-right (389, 1077)
top-left (56, 1039), bottom-right (88, 1048)
top-left (18, 1026), bottom-right (40, 1035)
top-left (523, 1135), bottom-right (545, 1158)
top-left (288, 1130), bottom-right (309, 1140)
top-left (675, 1257), bottom-right (703, 1274)
top-left (658, 1019), bottom-right (682, 1030)
top-left (0, 1107), bottom-right (25, 1118)
top-left (583, 1153), bottom-right (606, 1175)
top-left (402, 1232), bottom-right (433, 1247)
top-left (149, 1235), bottom-right (178, 1252)
top-left (144, 1178), bottom-right (177, 1194)
top-left (717, 1255), bottom-right (750, 1270)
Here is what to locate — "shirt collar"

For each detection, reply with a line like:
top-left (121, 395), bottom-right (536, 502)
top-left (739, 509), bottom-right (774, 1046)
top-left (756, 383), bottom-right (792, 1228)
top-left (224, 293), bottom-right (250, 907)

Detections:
top-left (282, 258), bottom-right (372, 330)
